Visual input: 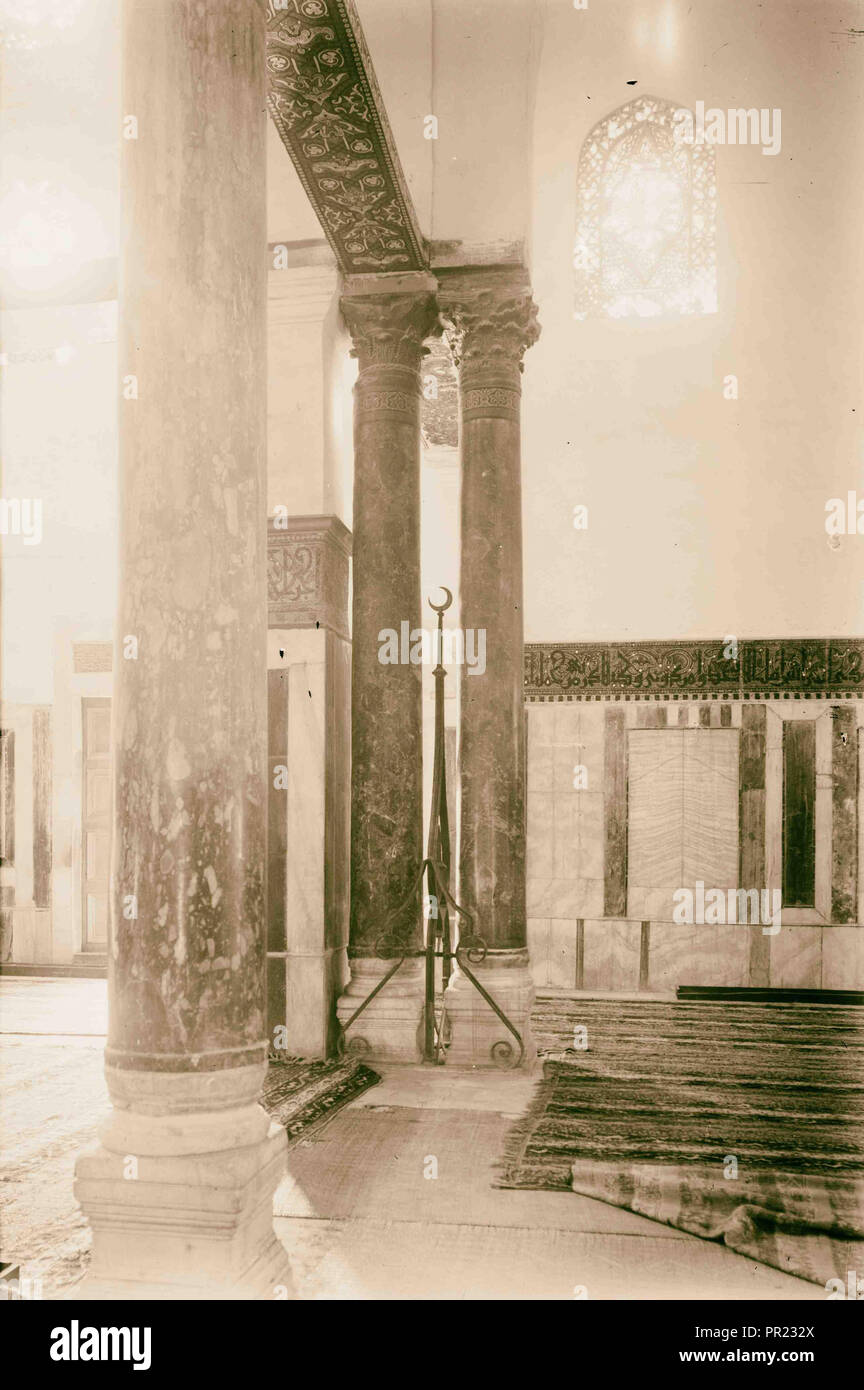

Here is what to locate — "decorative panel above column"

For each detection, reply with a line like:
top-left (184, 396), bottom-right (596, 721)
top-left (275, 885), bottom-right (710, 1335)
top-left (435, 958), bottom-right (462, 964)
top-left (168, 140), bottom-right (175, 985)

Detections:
top-left (266, 0), bottom-right (426, 274)
top-left (267, 514), bottom-right (351, 639)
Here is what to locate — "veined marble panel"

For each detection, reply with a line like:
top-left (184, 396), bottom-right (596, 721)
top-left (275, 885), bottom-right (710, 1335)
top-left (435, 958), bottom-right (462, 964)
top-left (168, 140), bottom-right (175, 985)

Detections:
top-left (527, 705), bottom-right (556, 747)
top-left (627, 729), bottom-right (686, 894)
top-left (627, 729), bottom-right (739, 919)
top-left (822, 927), bottom-right (864, 990)
top-left (527, 742), bottom-right (554, 792)
top-left (582, 919), bottom-right (642, 992)
top-left (769, 925), bottom-right (822, 989)
top-left (647, 923), bottom-right (750, 991)
top-left (527, 918), bottom-right (552, 988)
top-left (765, 709), bottom-right (783, 897)
top-left (526, 792), bottom-right (554, 880)
top-left (527, 702), bottom-right (605, 922)
top-left (548, 918), bottom-right (582, 990)
top-left (684, 730), bottom-right (740, 887)
top-left (527, 876), bottom-right (603, 920)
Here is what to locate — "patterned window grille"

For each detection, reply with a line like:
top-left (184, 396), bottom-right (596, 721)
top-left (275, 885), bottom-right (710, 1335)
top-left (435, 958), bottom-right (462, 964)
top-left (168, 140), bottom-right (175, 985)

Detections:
top-left (574, 95), bottom-right (717, 321)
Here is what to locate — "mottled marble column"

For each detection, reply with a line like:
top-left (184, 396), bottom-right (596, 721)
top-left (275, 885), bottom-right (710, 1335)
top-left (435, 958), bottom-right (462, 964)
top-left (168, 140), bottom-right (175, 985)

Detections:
top-left (439, 268), bottom-right (540, 1066)
top-left (337, 285), bottom-right (438, 1062)
top-left (74, 0), bottom-right (291, 1299)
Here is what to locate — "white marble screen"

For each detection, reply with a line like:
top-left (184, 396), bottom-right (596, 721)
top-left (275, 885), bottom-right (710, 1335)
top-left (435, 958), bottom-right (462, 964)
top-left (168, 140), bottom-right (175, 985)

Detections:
top-left (627, 728), bottom-right (739, 921)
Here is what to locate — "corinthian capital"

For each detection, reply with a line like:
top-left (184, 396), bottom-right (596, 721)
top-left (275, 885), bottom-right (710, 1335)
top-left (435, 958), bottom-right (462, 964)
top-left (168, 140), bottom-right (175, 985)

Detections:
top-left (438, 268), bottom-right (540, 372)
top-left (341, 290), bottom-right (440, 372)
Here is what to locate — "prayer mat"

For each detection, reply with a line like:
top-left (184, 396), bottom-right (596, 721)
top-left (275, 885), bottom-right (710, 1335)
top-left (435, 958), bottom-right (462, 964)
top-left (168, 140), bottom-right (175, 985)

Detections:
top-left (262, 1054), bottom-right (380, 1145)
top-left (497, 996), bottom-right (864, 1287)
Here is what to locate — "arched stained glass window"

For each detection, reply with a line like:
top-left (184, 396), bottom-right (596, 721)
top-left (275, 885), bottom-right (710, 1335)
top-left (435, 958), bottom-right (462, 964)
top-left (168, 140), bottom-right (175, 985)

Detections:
top-left (573, 96), bottom-right (717, 320)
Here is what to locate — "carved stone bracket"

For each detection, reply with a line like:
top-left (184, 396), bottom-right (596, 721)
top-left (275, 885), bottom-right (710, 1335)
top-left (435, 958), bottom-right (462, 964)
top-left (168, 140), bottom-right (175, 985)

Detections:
top-left (524, 639), bottom-right (864, 700)
top-left (267, 514), bottom-right (352, 639)
top-left (267, 0), bottom-right (426, 274)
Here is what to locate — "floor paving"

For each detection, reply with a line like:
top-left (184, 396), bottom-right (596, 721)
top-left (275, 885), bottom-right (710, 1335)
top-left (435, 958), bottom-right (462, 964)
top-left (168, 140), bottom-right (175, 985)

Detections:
top-left (0, 978), bottom-right (824, 1300)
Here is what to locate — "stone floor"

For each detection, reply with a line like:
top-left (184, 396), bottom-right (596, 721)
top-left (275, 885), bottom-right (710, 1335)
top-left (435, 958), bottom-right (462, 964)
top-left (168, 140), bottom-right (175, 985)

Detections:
top-left (0, 977), bottom-right (824, 1300)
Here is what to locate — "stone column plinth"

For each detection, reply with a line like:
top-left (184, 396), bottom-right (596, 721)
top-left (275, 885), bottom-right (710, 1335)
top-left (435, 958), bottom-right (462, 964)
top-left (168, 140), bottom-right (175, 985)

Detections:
top-left (73, 0), bottom-right (291, 1299)
top-left (337, 285), bottom-right (438, 1062)
top-left (439, 268), bottom-right (540, 1067)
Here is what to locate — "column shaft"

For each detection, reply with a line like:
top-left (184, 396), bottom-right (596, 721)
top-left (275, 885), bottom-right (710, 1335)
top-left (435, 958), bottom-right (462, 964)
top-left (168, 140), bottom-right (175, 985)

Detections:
top-left (74, 0), bottom-right (291, 1299)
top-left (439, 268), bottom-right (540, 1066)
top-left (337, 288), bottom-right (438, 1061)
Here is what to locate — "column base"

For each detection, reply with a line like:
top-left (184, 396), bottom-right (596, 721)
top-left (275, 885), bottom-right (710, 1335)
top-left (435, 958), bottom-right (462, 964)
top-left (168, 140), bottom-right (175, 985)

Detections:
top-left (73, 1064), bottom-right (294, 1301)
top-left (442, 948), bottom-right (536, 1069)
top-left (337, 955), bottom-right (425, 1063)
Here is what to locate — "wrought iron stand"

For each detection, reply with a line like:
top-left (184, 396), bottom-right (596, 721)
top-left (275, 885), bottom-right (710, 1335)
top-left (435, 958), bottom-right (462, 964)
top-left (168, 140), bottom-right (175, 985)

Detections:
top-left (338, 589), bottom-right (525, 1069)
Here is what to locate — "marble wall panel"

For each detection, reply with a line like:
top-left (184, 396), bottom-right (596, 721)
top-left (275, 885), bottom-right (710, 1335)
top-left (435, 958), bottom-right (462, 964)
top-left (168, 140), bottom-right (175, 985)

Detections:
top-left (526, 703), bottom-right (605, 922)
top-left (526, 791), bottom-right (555, 880)
top-left (647, 923), bottom-right (750, 991)
top-left (769, 924), bottom-right (822, 988)
top-left (527, 875), bottom-right (603, 920)
top-left (627, 729), bottom-right (739, 920)
top-left (822, 927), bottom-right (864, 991)
top-left (526, 699), bottom-right (864, 993)
top-left (548, 917), bottom-right (582, 990)
top-left (582, 918), bottom-right (642, 992)
top-left (527, 917), bottom-right (552, 988)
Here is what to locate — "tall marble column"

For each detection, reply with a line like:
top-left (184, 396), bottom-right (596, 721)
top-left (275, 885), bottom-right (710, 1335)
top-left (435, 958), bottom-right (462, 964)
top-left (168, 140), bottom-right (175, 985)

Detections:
top-left (337, 283), bottom-right (438, 1062)
top-left (439, 268), bottom-right (540, 1066)
top-left (74, 0), bottom-right (292, 1298)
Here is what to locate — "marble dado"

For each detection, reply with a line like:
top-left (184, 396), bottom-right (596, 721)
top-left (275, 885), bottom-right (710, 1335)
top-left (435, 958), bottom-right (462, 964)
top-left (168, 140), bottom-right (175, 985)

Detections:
top-left (267, 514), bottom-right (351, 639)
top-left (527, 919), bottom-right (864, 993)
top-left (526, 690), bottom-right (863, 994)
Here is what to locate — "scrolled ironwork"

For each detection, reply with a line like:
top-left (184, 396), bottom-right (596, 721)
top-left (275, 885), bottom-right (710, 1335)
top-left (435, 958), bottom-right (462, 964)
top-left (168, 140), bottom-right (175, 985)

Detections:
top-left (455, 933), bottom-right (487, 967)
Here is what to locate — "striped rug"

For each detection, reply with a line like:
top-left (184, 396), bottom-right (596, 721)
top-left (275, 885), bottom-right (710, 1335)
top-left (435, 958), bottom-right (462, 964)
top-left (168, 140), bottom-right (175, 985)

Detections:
top-left (498, 996), bottom-right (864, 1287)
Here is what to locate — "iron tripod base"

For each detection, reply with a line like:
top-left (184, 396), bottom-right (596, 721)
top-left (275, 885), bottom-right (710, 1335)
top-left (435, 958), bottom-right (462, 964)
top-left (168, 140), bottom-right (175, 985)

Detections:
top-left (336, 858), bottom-right (527, 1070)
top-left (337, 590), bottom-right (531, 1069)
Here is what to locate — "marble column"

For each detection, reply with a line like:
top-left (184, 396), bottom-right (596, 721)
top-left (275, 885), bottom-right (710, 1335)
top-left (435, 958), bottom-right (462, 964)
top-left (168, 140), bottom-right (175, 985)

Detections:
top-left (439, 268), bottom-right (540, 1066)
top-left (74, 0), bottom-right (292, 1299)
top-left (337, 283), bottom-right (438, 1062)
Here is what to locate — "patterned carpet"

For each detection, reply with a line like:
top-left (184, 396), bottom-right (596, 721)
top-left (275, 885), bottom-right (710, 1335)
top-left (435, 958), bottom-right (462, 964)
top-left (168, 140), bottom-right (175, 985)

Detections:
top-left (262, 1055), bottom-right (380, 1145)
top-left (498, 996), bottom-right (864, 1286)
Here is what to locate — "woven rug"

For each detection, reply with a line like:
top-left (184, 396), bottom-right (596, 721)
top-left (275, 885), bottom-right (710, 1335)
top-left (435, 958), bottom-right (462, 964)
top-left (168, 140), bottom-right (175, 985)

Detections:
top-left (498, 997), bottom-right (864, 1286)
top-left (262, 1055), bottom-right (380, 1145)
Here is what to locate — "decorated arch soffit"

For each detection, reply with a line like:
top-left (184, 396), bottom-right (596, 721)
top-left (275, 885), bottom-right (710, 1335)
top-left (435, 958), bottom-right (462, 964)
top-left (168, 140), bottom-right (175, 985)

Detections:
top-left (267, 0), bottom-right (428, 273)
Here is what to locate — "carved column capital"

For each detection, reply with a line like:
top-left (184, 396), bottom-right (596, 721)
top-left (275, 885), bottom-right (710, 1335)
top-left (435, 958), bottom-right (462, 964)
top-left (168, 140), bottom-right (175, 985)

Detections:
top-left (341, 290), bottom-right (440, 373)
top-left (438, 268), bottom-right (541, 377)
